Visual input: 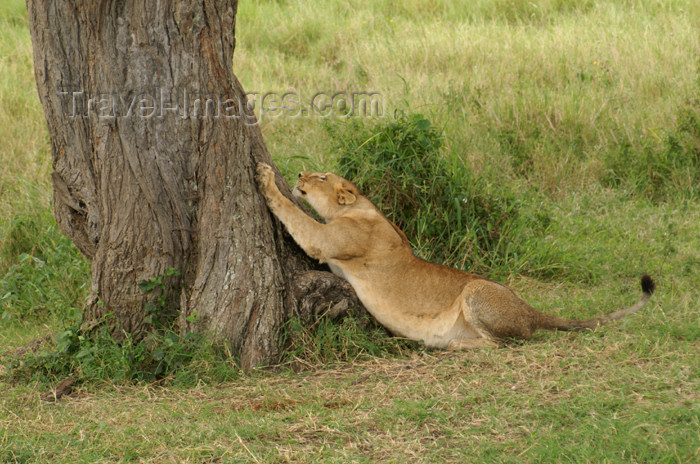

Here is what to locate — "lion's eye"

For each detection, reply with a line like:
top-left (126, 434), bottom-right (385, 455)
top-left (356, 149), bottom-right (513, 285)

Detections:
top-left (318, 176), bottom-right (327, 181)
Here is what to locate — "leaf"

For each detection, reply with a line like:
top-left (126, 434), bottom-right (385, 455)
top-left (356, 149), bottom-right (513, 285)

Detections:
top-left (75, 348), bottom-right (94, 361)
top-left (415, 118), bottom-right (431, 131)
top-left (152, 348), bottom-right (165, 361)
top-left (144, 302), bottom-right (158, 315)
top-left (138, 279), bottom-right (156, 294)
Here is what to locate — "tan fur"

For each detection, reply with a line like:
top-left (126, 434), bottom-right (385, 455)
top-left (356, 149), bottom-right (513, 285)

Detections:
top-left (255, 163), bottom-right (655, 349)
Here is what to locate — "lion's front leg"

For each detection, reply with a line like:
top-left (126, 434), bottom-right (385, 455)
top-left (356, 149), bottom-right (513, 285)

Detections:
top-left (255, 163), bottom-right (326, 261)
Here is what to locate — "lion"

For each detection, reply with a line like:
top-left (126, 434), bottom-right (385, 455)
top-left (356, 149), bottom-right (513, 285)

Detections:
top-left (255, 162), bottom-right (655, 349)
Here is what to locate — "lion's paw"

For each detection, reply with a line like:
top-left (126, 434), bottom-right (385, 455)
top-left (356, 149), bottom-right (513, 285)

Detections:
top-left (255, 162), bottom-right (275, 188)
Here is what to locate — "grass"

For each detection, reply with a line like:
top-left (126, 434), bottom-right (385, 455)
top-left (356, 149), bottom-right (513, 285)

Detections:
top-left (0, 208), bottom-right (89, 324)
top-left (1, 0), bottom-right (699, 462)
top-left (238, 0), bottom-right (700, 199)
top-left (2, 342), bottom-right (697, 462)
top-left (0, 0), bottom-right (88, 326)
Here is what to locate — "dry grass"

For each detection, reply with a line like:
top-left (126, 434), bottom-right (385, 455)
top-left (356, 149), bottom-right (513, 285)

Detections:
top-left (235, 0), bottom-right (700, 196)
top-left (0, 0), bottom-right (51, 218)
top-left (3, 324), bottom-right (698, 462)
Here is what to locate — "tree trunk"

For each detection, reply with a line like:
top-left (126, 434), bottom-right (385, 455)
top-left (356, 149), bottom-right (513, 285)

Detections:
top-left (26, 0), bottom-right (359, 369)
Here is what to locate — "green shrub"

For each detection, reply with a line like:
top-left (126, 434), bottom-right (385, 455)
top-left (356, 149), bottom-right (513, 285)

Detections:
top-left (9, 270), bottom-right (239, 387)
top-left (10, 323), bottom-right (240, 386)
top-left (324, 111), bottom-right (568, 278)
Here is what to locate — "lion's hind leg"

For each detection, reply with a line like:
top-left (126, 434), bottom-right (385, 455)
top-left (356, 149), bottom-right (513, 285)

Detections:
top-left (459, 279), bottom-right (538, 343)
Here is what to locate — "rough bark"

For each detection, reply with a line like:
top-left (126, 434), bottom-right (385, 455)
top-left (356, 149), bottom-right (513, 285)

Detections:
top-left (26, 0), bottom-right (361, 369)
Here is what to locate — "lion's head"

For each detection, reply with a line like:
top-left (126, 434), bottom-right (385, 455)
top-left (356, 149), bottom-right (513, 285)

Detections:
top-left (293, 171), bottom-right (361, 220)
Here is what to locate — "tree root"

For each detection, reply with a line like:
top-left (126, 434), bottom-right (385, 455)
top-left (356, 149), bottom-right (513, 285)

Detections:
top-left (292, 270), bottom-right (375, 329)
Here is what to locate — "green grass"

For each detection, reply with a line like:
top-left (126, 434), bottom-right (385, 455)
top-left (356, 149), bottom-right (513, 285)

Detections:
top-left (2, 340), bottom-right (697, 462)
top-left (1, 0), bottom-right (699, 462)
top-left (0, 208), bottom-right (89, 324)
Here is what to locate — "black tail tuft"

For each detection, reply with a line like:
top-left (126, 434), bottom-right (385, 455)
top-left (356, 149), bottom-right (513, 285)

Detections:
top-left (641, 275), bottom-right (655, 295)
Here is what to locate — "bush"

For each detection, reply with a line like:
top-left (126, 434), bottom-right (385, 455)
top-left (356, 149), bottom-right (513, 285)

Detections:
top-left (9, 323), bottom-right (240, 386)
top-left (324, 111), bottom-right (563, 277)
top-left (9, 270), bottom-right (240, 387)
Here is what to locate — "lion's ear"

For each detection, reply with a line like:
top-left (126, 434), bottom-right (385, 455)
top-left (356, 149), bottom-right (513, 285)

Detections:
top-left (335, 183), bottom-right (357, 205)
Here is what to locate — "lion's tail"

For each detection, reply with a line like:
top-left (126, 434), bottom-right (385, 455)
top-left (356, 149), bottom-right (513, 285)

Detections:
top-left (536, 275), bottom-right (655, 331)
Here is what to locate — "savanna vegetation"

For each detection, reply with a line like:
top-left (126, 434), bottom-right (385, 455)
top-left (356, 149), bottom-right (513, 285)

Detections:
top-left (1, 0), bottom-right (698, 462)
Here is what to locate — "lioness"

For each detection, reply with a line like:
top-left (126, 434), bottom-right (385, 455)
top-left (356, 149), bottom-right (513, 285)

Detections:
top-left (255, 163), bottom-right (655, 349)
